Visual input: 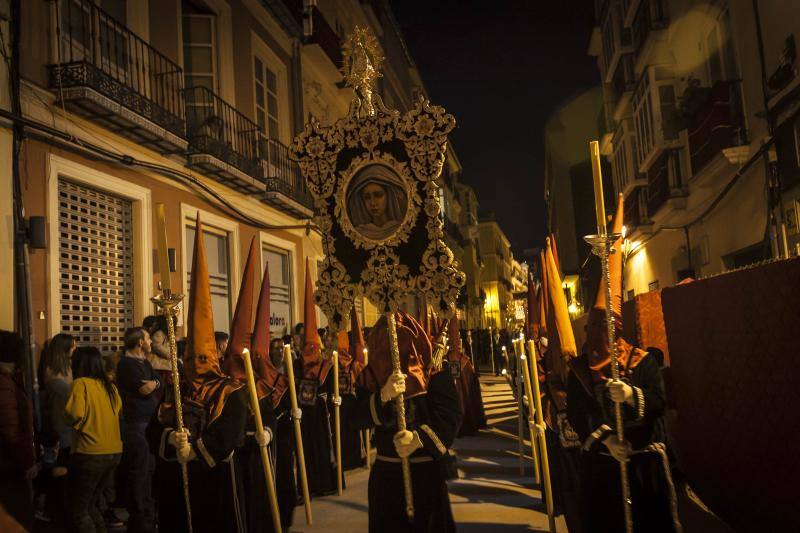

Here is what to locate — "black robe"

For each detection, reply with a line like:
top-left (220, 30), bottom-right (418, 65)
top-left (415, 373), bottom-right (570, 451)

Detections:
top-left (349, 369), bottom-right (462, 533)
top-left (237, 395), bottom-right (284, 533)
top-left (298, 364), bottom-right (339, 496)
top-left (567, 351), bottom-right (681, 533)
top-left (340, 392), bottom-right (365, 470)
top-left (148, 387), bottom-right (248, 533)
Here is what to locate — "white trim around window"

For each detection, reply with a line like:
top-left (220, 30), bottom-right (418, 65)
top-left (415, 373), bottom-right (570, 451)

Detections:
top-left (179, 203), bottom-right (241, 328)
top-left (45, 154), bottom-right (153, 338)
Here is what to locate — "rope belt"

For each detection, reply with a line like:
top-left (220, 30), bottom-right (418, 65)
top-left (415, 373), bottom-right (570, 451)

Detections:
top-left (376, 454), bottom-right (434, 464)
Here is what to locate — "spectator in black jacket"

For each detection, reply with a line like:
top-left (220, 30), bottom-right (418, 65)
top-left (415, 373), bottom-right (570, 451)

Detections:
top-left (117, 327), bottom-right (160, 533)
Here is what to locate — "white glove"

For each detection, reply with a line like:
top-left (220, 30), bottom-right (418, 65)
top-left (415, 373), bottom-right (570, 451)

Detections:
top-left (256, 427), bottom-right (272, 447)
top-left (332, 396), bottom-right (342, 407)
top-left (169, 429), bottom-right (193, 463)
top-left (292, 408), bottom-right (303, 421)
top-left (380, 373), bottom-right (406, 404)
top-left (535, 422), bottom-right (546, 438)
top-left (603, 434), bottom-right (632, 463)
top-left (393, 430), bottom-right (423, 458)
top-left (607, 379), bottom-right (634, 405)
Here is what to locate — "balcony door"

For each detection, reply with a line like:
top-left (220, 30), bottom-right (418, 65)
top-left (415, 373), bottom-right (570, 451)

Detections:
top-left (58, 0), bottom-right (130, 80)
top-left (182, 4), bottom-right (217, 141)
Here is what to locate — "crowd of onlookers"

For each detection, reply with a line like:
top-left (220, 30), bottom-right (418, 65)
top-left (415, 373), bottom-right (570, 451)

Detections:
top-left (0, 317), bottom-right (316, 533)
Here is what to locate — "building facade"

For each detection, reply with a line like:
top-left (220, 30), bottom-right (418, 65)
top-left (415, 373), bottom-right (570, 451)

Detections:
top-left (543, 86), bottom-right (610, 316)
top-left (5, 0), bottom-right (460, 355)
top-left (591, 0), bottom-right (800, 298)
top-left (478, 218), bottom-right (516, 329)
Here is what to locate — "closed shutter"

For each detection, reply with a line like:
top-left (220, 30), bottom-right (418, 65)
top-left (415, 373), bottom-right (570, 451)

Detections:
top-left (58, 179), bottom-right (134, 355)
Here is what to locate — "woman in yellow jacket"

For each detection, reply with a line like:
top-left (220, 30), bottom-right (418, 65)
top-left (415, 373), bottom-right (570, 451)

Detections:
top-left (64, 346), bottom-right (122, 533)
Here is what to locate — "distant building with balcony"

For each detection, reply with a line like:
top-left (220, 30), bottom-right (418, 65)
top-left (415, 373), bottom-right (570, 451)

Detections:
top-left (590, 0), bottom-right (798, 299)
top-left (543, 86), bottom-right (611, 316)
top-left (478, 217), bottom-right (516, 329)
top-left (5, 0), bottom-right (456, 350)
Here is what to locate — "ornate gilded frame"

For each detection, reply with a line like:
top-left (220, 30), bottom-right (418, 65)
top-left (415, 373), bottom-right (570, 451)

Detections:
top-left (291, 27), bottom-right (465, 330)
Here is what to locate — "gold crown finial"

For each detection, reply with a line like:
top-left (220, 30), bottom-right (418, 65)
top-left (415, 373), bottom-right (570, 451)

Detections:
top-left (342, 27), bottom-right (384, 117)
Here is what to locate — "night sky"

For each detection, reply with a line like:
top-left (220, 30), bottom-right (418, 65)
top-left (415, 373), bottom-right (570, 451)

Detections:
top-left (392, 1), bottom-right (599, 255)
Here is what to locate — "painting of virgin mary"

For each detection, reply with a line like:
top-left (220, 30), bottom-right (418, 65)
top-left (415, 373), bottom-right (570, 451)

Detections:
top-left (346, 164), bottom-right (409, 241)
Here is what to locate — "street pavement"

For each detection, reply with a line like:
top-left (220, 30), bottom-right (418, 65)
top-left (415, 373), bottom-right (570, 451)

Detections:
top-left (291, 375), bottom-right (567, 532)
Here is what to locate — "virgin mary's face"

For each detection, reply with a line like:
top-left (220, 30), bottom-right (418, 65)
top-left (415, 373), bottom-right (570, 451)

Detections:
top-left (362, 183), bottom-right (387, 220)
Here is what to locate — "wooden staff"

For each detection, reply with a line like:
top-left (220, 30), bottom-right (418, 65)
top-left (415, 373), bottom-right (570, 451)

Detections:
top-left (241, 349), bottom-right (282, 533)
top-left (283, 344), bottom-right (313, 524)
top-left (387, 313), bottom-right (414, 521)
top-left (333, 350), bottom-right (343, 496)
top-left (527, 340), bottom-right (555, 533)
top-left (516, 338), bottom-right (540, 485)
top-left (152, 203), bottom-right (192, 533)
top-left (590, 140), bottom-right (633, 532)
top-left (363, 347), bottom-right (371, 471)
top-left (513, 340), bottom-right (525, 476)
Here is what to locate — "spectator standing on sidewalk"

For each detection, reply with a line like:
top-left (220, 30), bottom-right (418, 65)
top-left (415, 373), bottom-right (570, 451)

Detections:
top-left (38, 333), bottom-right (76, 524)
top-left (117, 327), bottom-right (161, 532)
top-left (65, 346), bottom-right (123, 533)
top-left (0, 330), bottom-right (36, 531)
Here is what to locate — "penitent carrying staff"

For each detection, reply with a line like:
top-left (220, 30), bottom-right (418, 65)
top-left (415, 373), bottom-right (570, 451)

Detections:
top-left (347, 312), bottom-right (462, 532)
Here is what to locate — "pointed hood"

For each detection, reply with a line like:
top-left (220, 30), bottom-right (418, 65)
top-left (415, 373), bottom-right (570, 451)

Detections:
top-left (185, 214), bottom-right (223, 379)
top-left (301, 258), bottom-right (331, 382)
top-left (224, 237), bottom-right (258, 378)
top-left (357, 311), bottom-right (431, 398)
top-left (350, 306), bottom-right (366, 366)
top-left (180, 213), bottom-right (241, 425)
top-left (250, 258), bottom-right (289, 407)
top-left (550, 233), bottom-right (561, 276)
top-left (543, 236), bottom-right (577, 381)
top-left (538, 250), bottom-right (549, 337)
top-left (586, 193), bottom-right (646, 380)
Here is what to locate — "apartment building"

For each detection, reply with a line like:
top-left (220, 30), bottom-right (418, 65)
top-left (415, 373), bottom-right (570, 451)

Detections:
top-left (5, 0), bottom-right (449, 354)
top-left (591, 0), bottom-right (800, 298)
top-left (543, 86), bottom-right (610, 315)
top-left (478, 218), bottom-right (516, 328)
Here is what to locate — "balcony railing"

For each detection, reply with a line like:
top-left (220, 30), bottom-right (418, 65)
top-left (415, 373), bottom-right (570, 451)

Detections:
top-left (631, 0), bottom-right (668, 57)
top-left (49, 0), bottom-right (185, 146)
top-left (647, 149), bottom-right (686, 215)
top-left (262, 138), bottom-right (314, 213)
top-left (688, 80), bottom-right (746, 176)
top-left (184, 86), bottom-right (262, 183)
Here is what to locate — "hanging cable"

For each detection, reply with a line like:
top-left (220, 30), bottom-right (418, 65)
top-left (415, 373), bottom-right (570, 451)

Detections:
top-left (0, 108), bottom-right (321, 236)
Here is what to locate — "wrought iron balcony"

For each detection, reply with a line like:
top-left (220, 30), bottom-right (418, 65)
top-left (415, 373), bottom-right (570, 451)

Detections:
top-left (688, 81), bottom-right (747, 176)
top-left (183, 86), bottom-right (263, 193)
top-left (262, 137), bottom-right (314, 217)
top-left (48, 0), bottom-right (186, 153)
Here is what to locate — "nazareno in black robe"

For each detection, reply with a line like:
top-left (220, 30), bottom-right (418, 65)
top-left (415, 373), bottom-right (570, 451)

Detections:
top-left (148, 386), bottom-right (248, 533)
top-left (298, 360), bottom-right (341, 496)
top-left (567, 350), bottom-right (681, 533)
top-left (349, 368), bottom-right (462, 533)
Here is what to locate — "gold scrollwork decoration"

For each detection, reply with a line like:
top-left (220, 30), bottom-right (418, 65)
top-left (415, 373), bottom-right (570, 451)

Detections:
top-left (397, 96), bottom-right (456, 182)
